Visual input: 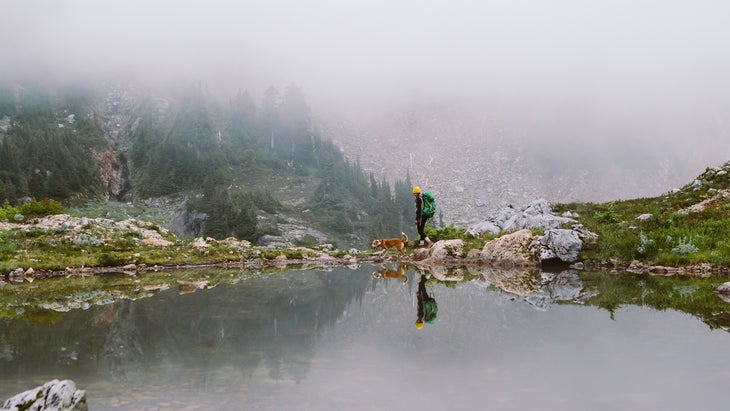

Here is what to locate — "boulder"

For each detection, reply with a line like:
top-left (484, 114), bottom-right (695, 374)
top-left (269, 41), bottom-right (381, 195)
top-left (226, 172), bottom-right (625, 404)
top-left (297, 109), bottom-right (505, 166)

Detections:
top-left (1, 379), bottom-right (87, 411)
top-left (427, 239), bottom-right (465, 260)
top-left (479, 229), bottom-right (540, 267)
top-left (538, 229), bottom-right (583, 262)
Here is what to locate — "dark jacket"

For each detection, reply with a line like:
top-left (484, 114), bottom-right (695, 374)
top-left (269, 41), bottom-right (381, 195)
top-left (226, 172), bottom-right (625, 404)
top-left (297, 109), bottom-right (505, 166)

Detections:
top-left (415, 194), bottom-right (424, 222)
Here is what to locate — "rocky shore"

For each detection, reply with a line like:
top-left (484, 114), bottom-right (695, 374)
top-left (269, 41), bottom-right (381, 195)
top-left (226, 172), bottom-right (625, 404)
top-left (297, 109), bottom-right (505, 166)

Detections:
top-left (1, 379), bottom-right (87, 411)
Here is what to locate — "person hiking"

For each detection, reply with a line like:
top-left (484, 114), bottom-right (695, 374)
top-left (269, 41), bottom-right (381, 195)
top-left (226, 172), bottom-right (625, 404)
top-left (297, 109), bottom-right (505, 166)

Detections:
top-left (415, 273), bottom-right (437, 329)
top-left (413, 186), bottom-right (433, 248)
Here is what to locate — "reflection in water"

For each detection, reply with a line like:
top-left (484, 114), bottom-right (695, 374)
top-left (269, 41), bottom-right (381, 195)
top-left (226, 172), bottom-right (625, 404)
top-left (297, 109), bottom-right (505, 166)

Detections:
top-left (372, 263), bottom-right (409, 284)
top-left (415, 273), bottom-right (438, 329)
top-left (1, 264), bottom-right (729, 410)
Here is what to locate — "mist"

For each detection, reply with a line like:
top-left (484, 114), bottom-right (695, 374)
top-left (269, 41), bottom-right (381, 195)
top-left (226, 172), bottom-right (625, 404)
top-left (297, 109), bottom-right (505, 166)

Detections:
top-left (3, 0), bottom-right (730, 202)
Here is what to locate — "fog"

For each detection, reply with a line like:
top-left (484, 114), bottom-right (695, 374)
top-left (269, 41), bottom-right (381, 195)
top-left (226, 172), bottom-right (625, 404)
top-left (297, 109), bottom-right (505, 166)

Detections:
top-left (3, 0), bottom-right (730, 201)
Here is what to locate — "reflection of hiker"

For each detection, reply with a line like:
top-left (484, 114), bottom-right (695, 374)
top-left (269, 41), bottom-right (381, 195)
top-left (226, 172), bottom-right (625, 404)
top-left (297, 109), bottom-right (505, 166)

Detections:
top-left (413, 186), bottom-right (433, 248)
top-left (415, 274), bottom-right (438, 329)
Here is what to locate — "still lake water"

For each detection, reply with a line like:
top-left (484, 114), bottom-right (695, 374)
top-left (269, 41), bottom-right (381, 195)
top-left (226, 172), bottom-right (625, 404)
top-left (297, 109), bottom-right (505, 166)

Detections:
top-left (1, 264), bottom-right (729, 410)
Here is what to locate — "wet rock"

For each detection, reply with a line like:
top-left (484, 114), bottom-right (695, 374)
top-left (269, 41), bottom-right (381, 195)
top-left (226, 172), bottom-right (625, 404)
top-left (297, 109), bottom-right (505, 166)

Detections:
top-left (8, 268), bottom-right (23, 284)
top-left (177, 280), bottom-right (210, 295)
top-left (471, 265), bottom-right (541, 296)
top-left (411, 247), bottom-right (431, 261)
top-left (649, 266), bottom-right (679, 276)
top-left (715, 282), bottom-right (730, 295)
top-left (23, 268), bottom-right (35, 283)
top-left (423, 265), bottom-right (465, 282)
top-left (1, 379), bottom-right (87, 411)
top-left (627, 260), bottom-right (647, 273)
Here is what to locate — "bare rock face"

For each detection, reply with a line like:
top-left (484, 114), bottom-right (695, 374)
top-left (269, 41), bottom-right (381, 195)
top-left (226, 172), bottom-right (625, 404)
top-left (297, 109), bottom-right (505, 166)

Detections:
top-left (1, 379), bottom-right (87, 411)
top-left (479, 229), bottom-right (540, 267)
top-left (467, 199), bottom-right (576, 237)
top-left (169, 209), bottom-right (207, 238)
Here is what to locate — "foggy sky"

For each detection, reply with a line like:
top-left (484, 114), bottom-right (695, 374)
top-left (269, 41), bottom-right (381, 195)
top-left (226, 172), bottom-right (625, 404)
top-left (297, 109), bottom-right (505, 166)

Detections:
top-left (3, 0), bottom-right (730, 165)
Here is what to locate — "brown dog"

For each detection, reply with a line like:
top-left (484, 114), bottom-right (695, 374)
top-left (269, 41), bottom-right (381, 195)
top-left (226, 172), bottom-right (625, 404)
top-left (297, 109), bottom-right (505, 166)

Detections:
top-left (372, 263), bottom-right (409, 284)
top-left (371, 232), bottom-right (409, 255)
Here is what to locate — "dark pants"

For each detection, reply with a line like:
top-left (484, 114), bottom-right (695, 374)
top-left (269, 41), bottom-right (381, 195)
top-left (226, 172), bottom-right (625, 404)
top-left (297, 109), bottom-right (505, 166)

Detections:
top-left (417, 215), bottom-right (430, 243)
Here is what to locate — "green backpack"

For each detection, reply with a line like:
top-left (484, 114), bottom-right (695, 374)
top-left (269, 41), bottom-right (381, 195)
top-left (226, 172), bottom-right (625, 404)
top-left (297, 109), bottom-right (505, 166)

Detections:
top-left (424, 298), bottom-right (438, 324)
top-left (422, 191), bottom-right (436, 217)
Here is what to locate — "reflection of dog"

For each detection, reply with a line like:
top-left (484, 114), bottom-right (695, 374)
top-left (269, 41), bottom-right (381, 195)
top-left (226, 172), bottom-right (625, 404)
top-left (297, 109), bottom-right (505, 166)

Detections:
top-left (372, 232), bottom-right (408, 254)
top-left (372, 264), bottom-right (408, 284)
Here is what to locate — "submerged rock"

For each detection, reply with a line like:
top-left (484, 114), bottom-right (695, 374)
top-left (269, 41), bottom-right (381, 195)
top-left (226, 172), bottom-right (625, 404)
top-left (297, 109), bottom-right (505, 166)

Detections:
top-left (1, 379), bottom-right (87, 411)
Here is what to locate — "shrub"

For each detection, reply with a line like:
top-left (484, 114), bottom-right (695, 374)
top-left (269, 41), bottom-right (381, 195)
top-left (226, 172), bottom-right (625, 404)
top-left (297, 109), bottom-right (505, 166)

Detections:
top-left (672, 237), bottom-right (699, 255)
top-left (594, 203), bottom-right (621, 224)
top-left (19, 198), bottom-right (64, 217)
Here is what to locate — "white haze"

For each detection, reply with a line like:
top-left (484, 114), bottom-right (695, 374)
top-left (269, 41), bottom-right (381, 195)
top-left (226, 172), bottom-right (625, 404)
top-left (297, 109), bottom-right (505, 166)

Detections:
top-left (3, 0), bottom-right (730, 204)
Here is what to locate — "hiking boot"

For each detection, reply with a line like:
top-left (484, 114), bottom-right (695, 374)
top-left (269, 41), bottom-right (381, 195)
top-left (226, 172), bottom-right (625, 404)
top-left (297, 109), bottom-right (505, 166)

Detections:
top-left (418, 240), bottom-right (425, 248)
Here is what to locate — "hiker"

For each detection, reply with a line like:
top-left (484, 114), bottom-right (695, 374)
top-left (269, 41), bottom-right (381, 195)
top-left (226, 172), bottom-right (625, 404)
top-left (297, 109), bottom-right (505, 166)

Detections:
top-left (415, 273), bottom-right (437, 329)
top-left (413, 186), bottom-right (433, 248)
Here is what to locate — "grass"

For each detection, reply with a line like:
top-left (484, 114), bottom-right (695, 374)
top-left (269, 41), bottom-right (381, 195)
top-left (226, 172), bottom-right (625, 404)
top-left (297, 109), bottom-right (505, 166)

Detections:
top-left (66, 198), bottom-right (179, 227)
top-left (424, 224), bottom-right (490, 254)
top-left (552, 163), bottom-right (730, 266)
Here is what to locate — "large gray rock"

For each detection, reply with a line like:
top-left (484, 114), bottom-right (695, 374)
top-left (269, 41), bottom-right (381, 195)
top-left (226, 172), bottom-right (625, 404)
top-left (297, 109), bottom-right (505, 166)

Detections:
top-left (467, 198), bottom-right (576, 236)
top-left (538, 229), bottom-right (583, 262)
top-left (2, 379), bottom-right (87, 411)
top-left (169, 209), bottom-right (207, 238)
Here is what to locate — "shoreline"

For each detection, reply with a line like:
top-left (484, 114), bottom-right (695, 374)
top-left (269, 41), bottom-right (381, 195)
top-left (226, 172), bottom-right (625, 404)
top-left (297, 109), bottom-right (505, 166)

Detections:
top-left (4, 251), bottom-right (730, 287)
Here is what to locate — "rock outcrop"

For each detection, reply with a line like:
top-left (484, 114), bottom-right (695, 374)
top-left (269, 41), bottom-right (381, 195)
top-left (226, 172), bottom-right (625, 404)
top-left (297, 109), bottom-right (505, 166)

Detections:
top-left (478, 229), bottom-right (540, 267)
top-left (1, 379), bottom-right (87, 411)
top-left (169, 208), bottom-right (207, 238)
top-left (466, 198), bottom-right (576, 236)
top-left (462, 199), bottom-right (597, 264)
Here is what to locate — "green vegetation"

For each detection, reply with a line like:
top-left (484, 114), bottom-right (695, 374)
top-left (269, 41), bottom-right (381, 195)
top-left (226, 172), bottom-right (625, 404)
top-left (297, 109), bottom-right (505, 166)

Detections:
top-left (0, 198), bottom-right (64, 221)
top-left (553, 164), bottom-right (730, 266)
top-left (424, 224), bottom-right (490, 254)
top-left (574, 271), bottom-right (729, 329)
top-left (0, 81), bottom-right (420, 248)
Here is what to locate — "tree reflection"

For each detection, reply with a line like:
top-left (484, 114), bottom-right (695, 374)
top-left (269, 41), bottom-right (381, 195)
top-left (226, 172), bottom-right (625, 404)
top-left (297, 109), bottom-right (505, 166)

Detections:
top-left (0, 268), bottom-right (371, 389)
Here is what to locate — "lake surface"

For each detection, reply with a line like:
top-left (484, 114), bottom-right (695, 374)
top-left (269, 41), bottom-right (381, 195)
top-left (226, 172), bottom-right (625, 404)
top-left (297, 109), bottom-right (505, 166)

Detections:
top-left (1, 265), bottom-right (729, 410)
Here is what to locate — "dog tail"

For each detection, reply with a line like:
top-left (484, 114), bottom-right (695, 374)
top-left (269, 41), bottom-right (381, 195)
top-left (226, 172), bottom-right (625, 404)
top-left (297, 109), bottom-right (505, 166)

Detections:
top-left (402, 232), bottom-right (408, 242)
